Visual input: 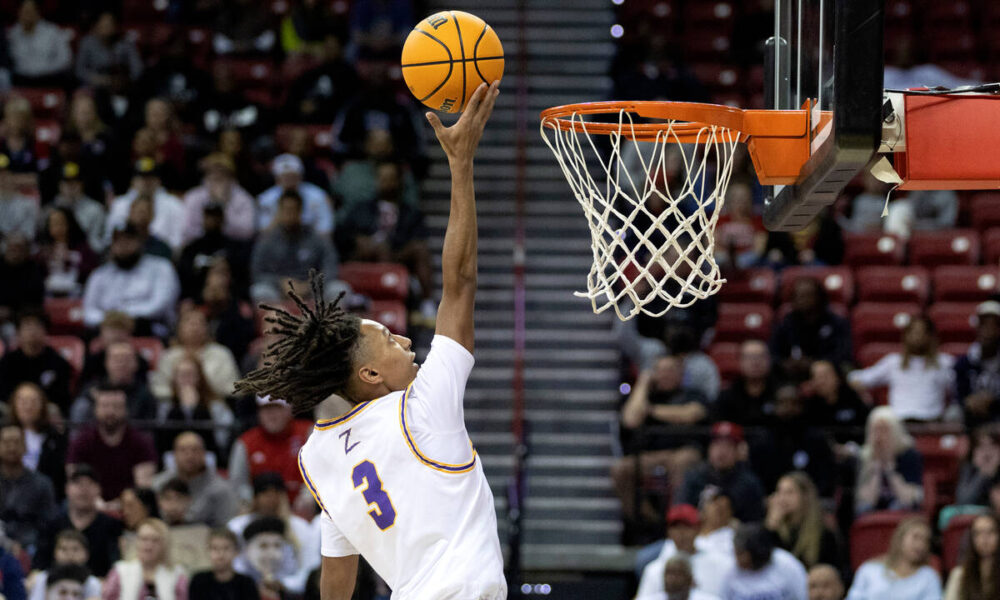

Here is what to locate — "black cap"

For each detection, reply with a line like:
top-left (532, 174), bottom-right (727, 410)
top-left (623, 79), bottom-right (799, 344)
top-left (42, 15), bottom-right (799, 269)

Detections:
top-left (68, 464), bottom-right (99, 484)
top-left (133, 157), bottom-right (160, 177)
top-left (243, 516), bottom-right (286, 543)
top-left (252, 471), bottom-right (286, 495)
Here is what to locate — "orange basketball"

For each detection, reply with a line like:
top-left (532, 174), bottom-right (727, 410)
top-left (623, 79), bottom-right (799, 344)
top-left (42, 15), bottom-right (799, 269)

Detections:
top-left (401, 11), bottom-right (504, 113)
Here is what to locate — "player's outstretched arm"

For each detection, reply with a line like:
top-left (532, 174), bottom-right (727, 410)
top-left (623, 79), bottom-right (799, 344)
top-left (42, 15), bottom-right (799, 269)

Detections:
top-left (425, 80), bottom-right (499, 354)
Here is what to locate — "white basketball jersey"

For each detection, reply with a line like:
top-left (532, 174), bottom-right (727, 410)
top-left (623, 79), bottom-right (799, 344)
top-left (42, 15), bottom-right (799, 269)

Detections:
top-left (298, 335), bottom-right (506, 600)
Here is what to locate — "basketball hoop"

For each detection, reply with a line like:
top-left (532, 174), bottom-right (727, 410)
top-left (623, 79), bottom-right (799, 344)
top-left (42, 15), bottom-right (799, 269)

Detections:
top-left (540, 101), bottom-right (813, 320)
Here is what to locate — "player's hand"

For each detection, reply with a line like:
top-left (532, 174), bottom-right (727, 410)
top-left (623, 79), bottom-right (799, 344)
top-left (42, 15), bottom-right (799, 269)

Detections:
top-left (425, 81), bottom-right (500, 162)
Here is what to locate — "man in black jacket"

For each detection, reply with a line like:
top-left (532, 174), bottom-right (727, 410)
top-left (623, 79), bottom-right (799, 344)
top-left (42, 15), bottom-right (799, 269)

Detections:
top-left (0, 307), bottom-right (72, 410)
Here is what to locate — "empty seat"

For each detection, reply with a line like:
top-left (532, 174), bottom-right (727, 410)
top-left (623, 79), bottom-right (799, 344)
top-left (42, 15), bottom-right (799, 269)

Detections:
top-left (713, 304), bottom-right (772, 343)
top-left (46, 335), bottom-right (85, 374)
top-left (339, 263), bottom-right (409, 301)
top-left (856, 266), bottom-right (930, 304)
top-left (843, 233), bottom-right (906, 267)
top-left (368, 300), bottom-right (407, 335)
top-left (707, 342), bottom-right (741, 383)
top-left (779, 266), bottom-right (854, 305)
top-left (132, 337), bottom-right (165, 370)
top-left (851, 302), bottom-right (920, 350)
top-left (916, 432), bottom-right (966, 517)
top-left (929, 302), bottom-right (978, 344)
top-left (850, 511), bottom-right (923, 570)
top-left (44, 298), bottom-right (85, 335)
top-left (857, 343), bottom-right (902, 367)
top-left (717, 268), bottom-right (776, 304)
top-left (971, 193), bottom-right (1000, 232)
top-left (910, 229), bottom-right (980, 268)
top-left (933, 266), bottom-right (999, 303)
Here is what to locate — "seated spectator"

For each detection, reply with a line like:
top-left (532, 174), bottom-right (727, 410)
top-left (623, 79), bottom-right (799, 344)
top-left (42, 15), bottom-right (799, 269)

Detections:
top-left (943, 512), bottom-right (999, 600)
top-left (762, 208), bottom-right (844, 267)
top-left (764, 472), bottom-right (841, 571)
top-left (63, 94), bottom-right (121, 195)
top-left (0, 234), bottom-right (45, 327)
top-left (720, 523), bottom-right (808, 600)
top-left (213, 0), bottom-right (276, 56)
top-left (197, 267), bottom-right (255, 362)
top-left (956, 301), bottom-right (1000, 428)
top-left (234, 516), bottom-right (309, 598)
top-left (695, 486), bottom-right (737, 555)
top-left (885, 190), bottom-right (958, 238)
top-left (7, 0), bottom-right (72, 87)
top-left (82, 223), bottom-right (180, 338)
top-left (955, 426), bottom-right (1000, 507)
top-left (848, 316), bottom-right (953, 421)
top-left (47, 162), bottom-right (106, 252)
top-left (125, 194), bottom-right (173, 260)
top-left (36, 207), bottom-right (99, 298)
top-left (636, 553), bottom-right (720, 600)
top-left (66, 386), bottom-right (158, 502)
top-left (74, 11), bottom-right (142, 91)
top-left (677, 422), bottom-right (765, 522)
top-left (134, 31), bottom-right (211, 126)
top-left (187, 528), bottom-right (259, 600)
top-left (8, 382), bottom-right (66, 498)
top-left (155, 479), bottom-right (211, 574)
top-left (837, 173), bottom-right (887, 234)
top-left (715, 339), bottom-right (778, 426)
top-left (141, 99), bottom-right (187, 189)
top-left (854, 407), bottom-right (924, 515)
top-left (154, 354), bottom-right (232, 456)
top-left (802, 360), bottom-right (869, 443)
top-left (105, 159), bottom-right (185, 252)
top-left (27, 532), bottom-right (102, 600)
top-left (808, 564), bottom-right (845, 600)
top-left (0, 424), bottom-right (57, 552)
top-left (183, 153), bottom-right (256, 244)
top-left (334, 129), bottom-right (419, 215)
top-left (153, 432), bottom-right (239, 528)
top-left (0, 155), bottom-right (38, 240)
top-left (0, 96), bottom-right (38, 177)
top-left (284, 33), bottom-right (358, 123)
top-left (715, 181), bottom-right (766, 269)
top-left (0, 541), bottom-right (26, 600)
top-left (177, 205), bottom-right (252, 301)
top-left (0, 307), bottom-right (73, 411)
top-left (256, 155), bottom-right (334, 235)
top-left (770, 277), bottom-right (853, 378)
top-left (250, 189), bottom-right (345, 304)
top-left (284, 127), bottom-right (333, 192)
top-left (152, 308), bottom-right (240, 403)
top-left (668, 329), bottom-right (720, 403)
top-left (103, 518), bottom-right (188, 600)
top-left (229, 398), bottom-right (314, 504)
top-left (196, 64), bottom-right (270, 142)
top-left (118, 487), bottom-right (159, 559)
top-left (846, 517), bottom-right (940, 600)
top-left (79, 312), bottom-right (149, 388)
top-left (71, 341), bottom-right (157, 423)
top-left (611, 355), bottom-right (710, 523)
top-left (216, 128), bottom-right (267, 195)
top-left (33, 465), bottom-right (123, 577)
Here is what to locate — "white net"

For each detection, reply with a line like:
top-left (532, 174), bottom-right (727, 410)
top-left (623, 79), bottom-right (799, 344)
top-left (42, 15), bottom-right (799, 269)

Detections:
top-left (540, 109), bottom-right (741, 320)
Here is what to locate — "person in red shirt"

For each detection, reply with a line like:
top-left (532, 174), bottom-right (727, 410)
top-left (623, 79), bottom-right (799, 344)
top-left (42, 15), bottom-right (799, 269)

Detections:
top-left (227, 396), bottom-right (312, 503)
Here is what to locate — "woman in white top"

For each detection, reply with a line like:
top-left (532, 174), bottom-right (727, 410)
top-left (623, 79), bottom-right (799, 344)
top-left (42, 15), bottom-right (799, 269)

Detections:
top-left (854, 407), bottom-right (924, 515)
top-left (846, 517), bottom-right (941, 600)
top-left (102, 518), bottom-right (189, 600)
top-left (848, 315), bottom-right (954, 421)
top-left (944, 513), bottom-right (1000, 600)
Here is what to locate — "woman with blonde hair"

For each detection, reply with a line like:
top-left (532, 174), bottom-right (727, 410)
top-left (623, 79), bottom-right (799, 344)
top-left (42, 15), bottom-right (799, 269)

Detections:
top-left (846, 517), bottom-right (941, 599)
top-left (103, 518), bottom-right (188, 600)
top-left (855, 406), bottom-right (924, 515)
top-left (944, 513), bottom-right (1000, 600)
top-left (764, 471), bottom-right (842, 570)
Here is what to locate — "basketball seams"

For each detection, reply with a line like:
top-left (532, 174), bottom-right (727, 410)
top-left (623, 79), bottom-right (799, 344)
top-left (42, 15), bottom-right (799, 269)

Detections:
top-left (401, 56), bottom-right (504, 68)
top-left (450, 11), bottom-right (467, 112)
top-left (472, 23), bottom-right (491, 85)
top-left (411, 29), bottom-right (454, 103)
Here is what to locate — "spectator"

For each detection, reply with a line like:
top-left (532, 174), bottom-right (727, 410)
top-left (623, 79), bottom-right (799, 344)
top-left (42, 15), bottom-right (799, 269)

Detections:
top-left (46, 161), bottom-right (106, 252)
top-left (37, 206), bottom-right (99, 298)
top-left (848, 316), bottom-right (953, 421)
top-left (226, 473), bottom-right (317, 574)
top-left (70, 341), bottom-right (158, 423)
top-left (234, 516), bottom-right (309, 598)
top-left (250, 189), bottom-right (345, 304)
top-left (715, 339), bottom-right (778, 426)
top-left (7, 0), bottom-right (72, 87)
top-left (33, 465), bottom-right (123, 577)
top-left (770, 277), bottom-right (853, 378)
top-left (720, 523), bottom-right (808, 600)
top-left (636, 553), bottom-right (720, 600)
top-left (141, 99), bottom-right (187, 189)
top-left (837, 173), bottom-right (888, 234)
top-left (956, 301), bottom-right (1000, 428)
top-left (82, 223), bottom-right (180, 338)
top-left (177, 202), bottom-right (252, 301)
top-left (103, 518), bottom-right (188, 600)
top-left (8, 382), bottom-right (66, 498)
top-left (78, 312), bottom-right (149, 388)
top-left (154, 354), bottom-right (232, 456)
top-left (0, 234), bottom-right (45, 326)
top-left (187, 528), bottom-right (259, 600)
top-left (217, 128), bottom-right (267, 195)
top-left (0, 423), bottom-right (57, 551)
top-left (183, 153), bottom-right (256, 244)
top-left (106, 159), bottom-right (185, 252)
top-left (213, 0), bottom-right (276, 56)
top-left (227, 396), bottom-right (312, 503)
top-left (846, 517), bottom-right (940, 600)
top-left (152, 308), bottom-right (240, 402)
top-left (762, 208), bottom-right (844, 267)
top-left (197, 265), bottom-right (255, 362)
top-left (66, 385), bottom-right (158, 502)
top-left (808, 565), bottom-right (845, 600)
top-left (696, 486), bottom-right (737, 556)
top-left (153, 432), bottom-right (238, 528)
top-left (280, 0), bottom-right (345, 57)
top-left (0, 307), bottom-right (73, 411)
top-left (943, 512), bottom-right (999, 600)
top-left (0, 154), bottom-right (38, 240)
top-left (156, 478), bottom-right (192, 527)
top-left (611, 355), bottom-right (710, 523)
top-left (133, 32), bottom-right (211, 127)
top-left (854, 407), bottom-right (924, 515)
top-left (119, 487), bottom-right (160, 553)
top-left (27, 533), bottom-right (102, 600)
top-left (885, 190), bottom-right (958, 238)
top-left (125, 194), bottom-right (173, 260)
top-left (63, 93), bottom-right (120, 194)
top-left (256, 155), bottom-right (334, 235)
top-left (349, 0), bottom-right (413, 52)
top-left (802, 360), bottom-right (869, 443)
top-left (334, 129), bottom-right (419, 215)
top-left (955, 427), bottom-right (1000, 507)
top-left (74, 11), bottom-right (143, 90)
top-left (715, 181), bottom-right (766, 269)
top-left (0, 96), bottom-right (37, 176)
top-left (284, 33), bottom-right (358, 123)
top-left (764, 472), bottom-right (841, 571)
top-left (284, 126), bottom-right (332, 191)
top-left (677, 422), bottom-right (766, 522)
top-left (667, 329), bottom-right (720, 403)
top-left (0, 541), bottom-right (27, 600)
top-left (196, 63), bottom-right (269, 142)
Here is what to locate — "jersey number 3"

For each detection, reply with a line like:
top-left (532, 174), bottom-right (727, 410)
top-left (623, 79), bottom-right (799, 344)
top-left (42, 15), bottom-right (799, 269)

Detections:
top-left (352, 460), bottom-right (397, 530)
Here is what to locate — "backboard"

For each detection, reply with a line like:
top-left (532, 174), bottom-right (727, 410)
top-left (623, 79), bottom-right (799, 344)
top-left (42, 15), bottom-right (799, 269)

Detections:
top-left (762, 0), bottom-right (885, 231)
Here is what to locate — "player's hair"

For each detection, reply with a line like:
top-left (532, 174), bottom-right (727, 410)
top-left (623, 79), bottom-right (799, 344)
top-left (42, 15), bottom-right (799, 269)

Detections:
top-left (234, 270), bottom-right (362, 415)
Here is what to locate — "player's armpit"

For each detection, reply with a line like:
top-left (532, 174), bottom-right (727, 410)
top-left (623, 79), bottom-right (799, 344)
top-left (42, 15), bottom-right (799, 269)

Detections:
top-left (320, 554), bottom-right (359, 600)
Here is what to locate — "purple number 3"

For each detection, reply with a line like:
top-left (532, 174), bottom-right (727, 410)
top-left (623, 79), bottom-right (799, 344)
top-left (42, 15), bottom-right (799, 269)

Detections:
top-left (352, 460), bottom-right (397, 530)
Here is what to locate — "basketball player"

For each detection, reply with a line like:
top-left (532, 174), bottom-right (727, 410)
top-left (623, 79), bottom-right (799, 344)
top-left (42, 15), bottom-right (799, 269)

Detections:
top-left (234, 80), bottom-right (502, 600)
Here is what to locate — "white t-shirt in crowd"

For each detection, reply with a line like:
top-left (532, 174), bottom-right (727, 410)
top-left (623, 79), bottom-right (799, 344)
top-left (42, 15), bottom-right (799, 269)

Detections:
top-left (848, 353), bottom-right (955, 420)
top-left (846, 562), bottom-right (941, 600)
top-left (635, 541), bottom-right (735, 599)
top-left (299, 335), bottom-right (505, 600)
top-left (719, 548), bottom-right (808, 600)
top-left (637, 590), bottom-right (721, 600)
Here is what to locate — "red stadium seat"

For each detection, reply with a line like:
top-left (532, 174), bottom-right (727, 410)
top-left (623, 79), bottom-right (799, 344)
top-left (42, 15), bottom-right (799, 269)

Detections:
top-left (775, 302), bottom-right (848, 321)
top-left (971, 193), bottom-right (1000, 232)
top-left (779, 266), bottom-right (854, 305)
top-left (713, 304), bottom-right (772, 343)
top-left (943, 512), bottom-right (981, 572)
top-left (122, 0), bottom-right (170, 22)
top-left (34, 120), bottom-right (60, 160)
top-left (10, 88), bottom-right (65, 119)
top-left (683, 1), bottom-right (735, 27)
top-left (850, 511), bottom-right (923, 570)
top-left (923, 1), bottom-right (973, 26)
top-left (933, 266), bottom-right (999, 303)
top-left (915, 432), bottom-right (965, 515)
top-left (681, 31), bottom-right (731, 59)
top-left (717, 269), bottom-right (776, 304)
top-left (855, 266), bottom-right (930, 304)
top-left (909, 229), bottom-right (980, 268)
top-left (44, 298), bottom-right (85, 335)
top-left (132, 337), bottom-right (165, 370)
top-left (851, 302), bottom-right (920, 350)
top-left (368, 300), bottom-right (407, 335)
top-left (843, 233), bottom-right (906, 267)
top-left (929, 303), bottom-right (978, 344)
top-left (856, 343), bottom-right (902, 368)
top-left (274, 124), bottom-right (334, 153)
top-left (983, 228), bottom-right (1000, 264)
top-left (214, 58), bottom-right (277, 89)
top-left (707, 342), bottom-right (741, 383)
top-left (46, 335), bottom-right (85, 375)
top-left (338, 263), bottom-right (409, 301)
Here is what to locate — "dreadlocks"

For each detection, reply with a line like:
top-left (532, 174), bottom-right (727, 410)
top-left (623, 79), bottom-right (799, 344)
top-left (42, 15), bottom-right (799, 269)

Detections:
top-left (234, 270), bottom-right (362, 415)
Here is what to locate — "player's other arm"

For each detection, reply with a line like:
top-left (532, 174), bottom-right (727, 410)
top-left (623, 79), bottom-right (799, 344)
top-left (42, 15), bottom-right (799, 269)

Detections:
top-left (320, 555), bottom-right (358, 600)
top-left (425, 81), bottom-right (500, 354)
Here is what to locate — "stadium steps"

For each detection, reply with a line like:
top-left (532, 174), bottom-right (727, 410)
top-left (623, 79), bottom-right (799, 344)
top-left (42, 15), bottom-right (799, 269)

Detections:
top-left (424, 0), bottom-right (630, 573)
